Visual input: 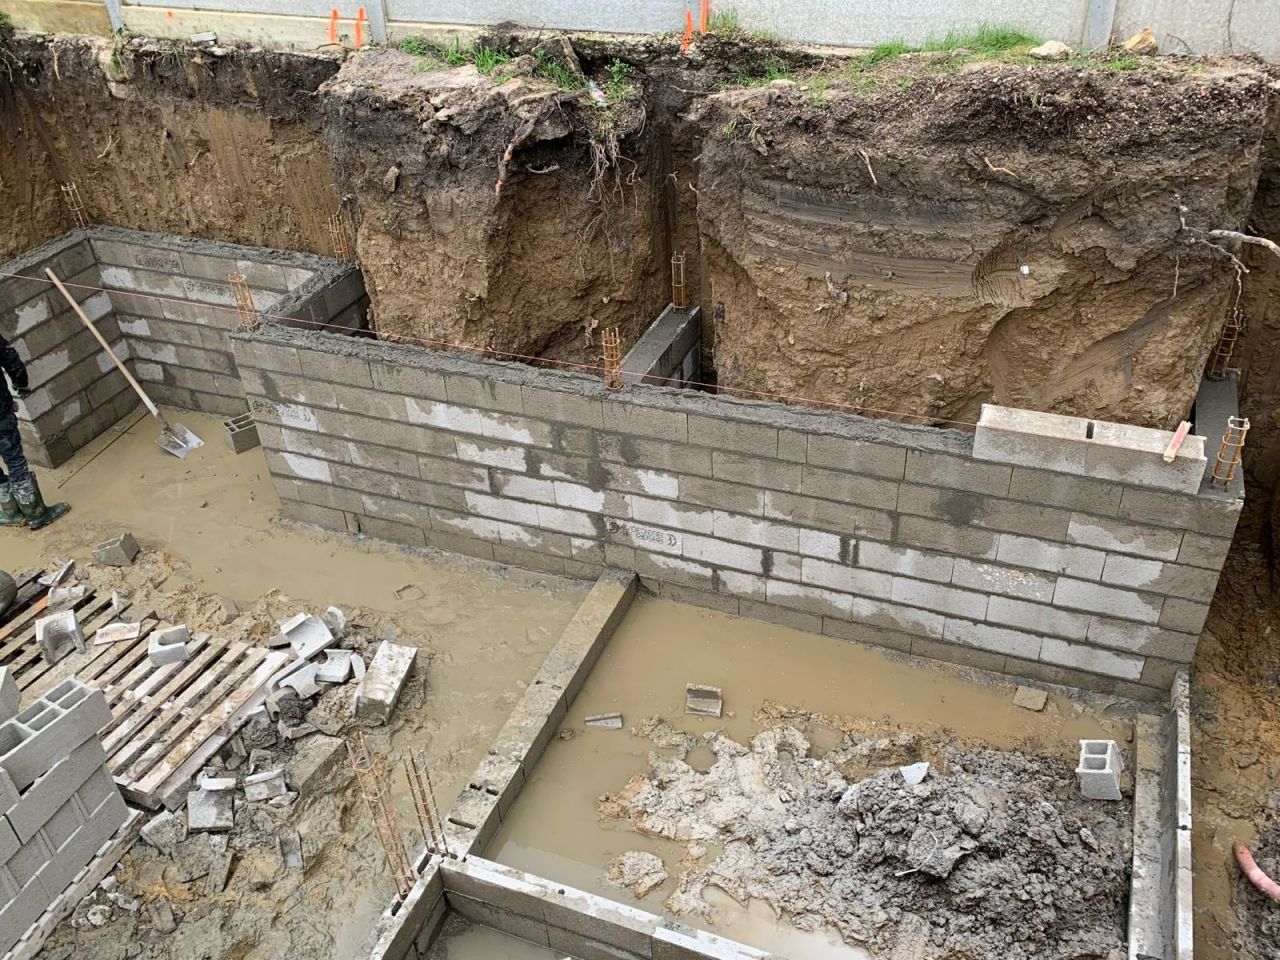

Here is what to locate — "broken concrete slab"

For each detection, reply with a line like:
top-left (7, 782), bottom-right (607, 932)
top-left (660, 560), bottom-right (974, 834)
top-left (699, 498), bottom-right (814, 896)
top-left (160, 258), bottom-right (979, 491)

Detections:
top-left (315, 649), bottom-right (353, 684)
top-left (243, 769), bottom-right (287, 801)
top-left (140, 810), bottom-right (187, 854)
top-left (1013, 686), bottom-right (1049, 712)
top-left (187, 788), bottom-right (234, 832)
top-left (48, 584), bottom-right (87, 611)
top-left (351, 655), bottom-right (366, 680)
top-left (35, 609), bottom-right (84, 664)
top-left (285, 734), bottom-right (347, 796)
top-left (280, 613), bottom-right (335, 661)
top-left (197, 775), bottom-right (236, 792)
top-left (585, 712), bottom-right (623, 729)
top-left (205, 849), bottom-right (233, 895)
top-left (93, 533), bottom-right (140, 567)
top-left (40, 560), bottom-right (75, 587)
top-left (281, 662), bottom-right (322, 698)
top-left (148, 625), bottom-right (191, 666)
top-left (900, 761), bottom-right (930, 786)
top-left (353, 641), bottom-right (416, 723)
top-left (685, 684), bottom-right (723, 718)
top-left (0, 667), bottom-right (18, 722)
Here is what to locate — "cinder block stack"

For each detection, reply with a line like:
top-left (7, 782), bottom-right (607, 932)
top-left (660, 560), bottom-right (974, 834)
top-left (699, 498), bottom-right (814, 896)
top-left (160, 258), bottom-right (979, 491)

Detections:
top-left (0, 677), bottom-right (128, 955)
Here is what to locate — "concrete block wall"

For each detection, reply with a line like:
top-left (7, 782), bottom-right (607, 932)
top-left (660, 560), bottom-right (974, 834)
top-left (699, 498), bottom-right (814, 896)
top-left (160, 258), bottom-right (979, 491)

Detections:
top-left (0, 228), bottom-right (368, 466)
top-left (620, 305), bottom-right (701, 388)
top-left (0, 234), bottom-right (137, 469)
top-left (0, 678), bottom-right (128, 956)
top-left (234, 325), bottom-right (1243, 700)
top-left (89, 226), bottom-right (368, 419)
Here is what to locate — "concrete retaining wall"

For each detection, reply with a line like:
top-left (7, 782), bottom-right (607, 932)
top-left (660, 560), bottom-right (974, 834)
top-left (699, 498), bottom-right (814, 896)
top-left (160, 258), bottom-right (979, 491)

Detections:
top-left (0, 235), bottom-right (137, 469)
top-left (620, 305), bottom-right (701, 388)
top-left (0, 228), bottom-right (367, 467)
top-left (233, 325), bottom-right (1243, 700)
top-left (90, 227), bottom-right (368, 419)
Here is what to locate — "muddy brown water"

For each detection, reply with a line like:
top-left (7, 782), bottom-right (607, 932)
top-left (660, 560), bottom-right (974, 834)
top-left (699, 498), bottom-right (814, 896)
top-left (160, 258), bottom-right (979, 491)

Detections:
top-left (425, 915), bottom-right (572, 959)
top-left (490, 596), bottom-right (1132, 959)
top-left (4, 410), bottom-right (590, 959)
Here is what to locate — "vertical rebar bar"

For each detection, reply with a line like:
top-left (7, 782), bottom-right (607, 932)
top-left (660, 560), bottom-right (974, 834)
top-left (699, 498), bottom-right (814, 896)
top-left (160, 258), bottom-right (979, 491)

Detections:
top-left (405, 751), bottom-right (450, 859)
top-left (671, 252), bottom-right (687, 309)
top-left (348, 734), bottom-right (414, 899)
top-left (603, 328), bottom-right (623, 390)
top-left (228, 273), bottom-right (260, 332)
top-left (61, 183), bottom-right (89, 229)
top-left (328, 211), bottom-right (355, 263)
top-left (1211, 416), bottom-right (1250, 488)
top-left (1207, 308), bottom-right (1244, 381)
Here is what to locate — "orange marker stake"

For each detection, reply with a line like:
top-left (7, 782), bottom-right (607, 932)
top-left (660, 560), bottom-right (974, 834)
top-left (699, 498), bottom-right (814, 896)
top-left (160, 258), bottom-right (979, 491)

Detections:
top-left (329, 8), bottom-right (339, 44)
top-left (700, 0), bottom-right (709, 34)
top-left (681, 9), bottom-right (694, 53)
top-left (355, 7), bottom-right (366, 47)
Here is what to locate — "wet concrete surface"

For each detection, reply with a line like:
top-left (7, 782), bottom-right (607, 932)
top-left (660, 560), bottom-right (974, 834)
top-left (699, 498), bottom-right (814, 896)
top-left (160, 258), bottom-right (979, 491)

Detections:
top-left (491, 596), bottom-right (1134, 959)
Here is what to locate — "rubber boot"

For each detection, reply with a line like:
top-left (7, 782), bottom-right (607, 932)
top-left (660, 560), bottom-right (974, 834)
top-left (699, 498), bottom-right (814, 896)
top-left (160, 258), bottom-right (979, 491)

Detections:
top-left (0, 483), bottom-right (24, 527)
top-left (13, 476), bottom-right (70, 532)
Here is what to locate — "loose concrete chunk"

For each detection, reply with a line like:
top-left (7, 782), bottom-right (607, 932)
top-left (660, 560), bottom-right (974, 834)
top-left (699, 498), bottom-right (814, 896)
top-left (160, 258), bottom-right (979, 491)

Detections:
top-left (315, 649), bottom-right (353, 684)
top-left (1029, 39), bottom-right (1071, 60)
top-left (685, 683), bottom-right (723, 718)
top-left (217, 597), bottom-right (239, 624)
top-left (40, 561), bottom-right (75, 587)
top-left (187, 789), bottom-right (234, 832)
top-left (93, 533), bottom-right (140, 567)
top-left (148, 898), bottom-right (177, 934)
top-left (585, 712), bottom-right (624, 729)
top-left (1077, 739), bottom-right (1124, 801)
top-left (1013, 686), bottom-right (1049, 712)
top-left (48, 585), bottom-right (87, 611)
top-left (223, 413), bottom-right (260, 454)
top-left (149, 625), bottom-right (191, 666)
top-left (94, 621), bottom-right (142, 646)
top-left (321, 606), bottom-right (347, 639)
top-left (285, 734), bottom-right (346, 796)
top-left (282, 614), bottom-right (335, 661)
top-left (0, 667), bottom-right (18, 722)
top-left (35, 609), bottom-right (84, 664)
top-left (279, 830), bottom-right (304, 870)
top-left (264, 689), bottom-right (299, 722)
top-left (281, 662), bottom-right (322, 698)
top-left (205, 850), bottom-right (233, 895)
top-left (141, 810), bottom-right (187, 854)
top-left (198, 776), bottom-right (236, 792)
top-left (279, 720), bottom-right (319, 741)
top-left (900, 762), bottom-right (930, 786)
top-left (350, 655), bottom-right (366, 680)
top-left (353, 641), bottom-right (416, 723)
top-left (243, 769), bottom-right (287, 801)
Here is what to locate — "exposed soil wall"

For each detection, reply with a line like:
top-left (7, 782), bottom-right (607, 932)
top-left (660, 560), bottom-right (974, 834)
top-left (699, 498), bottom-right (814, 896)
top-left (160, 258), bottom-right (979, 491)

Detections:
top-left (0, 36), bottom-right (341, 263)
top-left (695, 66), bottom-right (1275, 430)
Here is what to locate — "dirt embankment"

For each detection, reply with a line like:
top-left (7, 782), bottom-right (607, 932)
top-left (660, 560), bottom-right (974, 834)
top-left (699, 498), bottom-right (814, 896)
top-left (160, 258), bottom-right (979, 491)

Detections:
top-left (695, 66), bottom-right (1276, 428)
top-left (0, 35), bottom-right (341, 263)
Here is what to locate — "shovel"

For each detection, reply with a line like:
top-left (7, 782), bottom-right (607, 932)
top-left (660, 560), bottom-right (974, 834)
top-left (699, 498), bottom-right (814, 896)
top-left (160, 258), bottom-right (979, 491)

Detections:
top-left (45, 269), bottom-right (203, 459)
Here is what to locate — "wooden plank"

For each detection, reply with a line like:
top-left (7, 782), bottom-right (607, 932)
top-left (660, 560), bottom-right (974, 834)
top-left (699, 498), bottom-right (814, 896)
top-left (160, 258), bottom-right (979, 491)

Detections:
top-left (0, 596), bottom-right (47, 652)
top-left (6, 810), bottom-right (142, 960)
top-left (132, 648), bottom-right (282, 797)
top-left (123, 645), bottom-right (267, 783)
top-left (100, 642), bottom-right (225, 759)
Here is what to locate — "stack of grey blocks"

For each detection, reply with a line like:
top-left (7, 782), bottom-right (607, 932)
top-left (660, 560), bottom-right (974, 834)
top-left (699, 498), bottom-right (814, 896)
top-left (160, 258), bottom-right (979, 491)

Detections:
top-left (0, 672), bottom-right (128, 955)
top-left (0, 227), bottom-right (368, 468)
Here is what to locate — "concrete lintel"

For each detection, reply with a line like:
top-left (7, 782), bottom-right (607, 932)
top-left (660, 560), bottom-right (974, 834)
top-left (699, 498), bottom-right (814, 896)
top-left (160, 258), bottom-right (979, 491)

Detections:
top-left (621, 305), bottom-right (702, 388)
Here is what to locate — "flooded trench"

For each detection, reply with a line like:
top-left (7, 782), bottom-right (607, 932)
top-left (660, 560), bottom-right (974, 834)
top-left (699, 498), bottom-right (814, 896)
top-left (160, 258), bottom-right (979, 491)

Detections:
top-left (490, 596), bottom-right (1134, 959)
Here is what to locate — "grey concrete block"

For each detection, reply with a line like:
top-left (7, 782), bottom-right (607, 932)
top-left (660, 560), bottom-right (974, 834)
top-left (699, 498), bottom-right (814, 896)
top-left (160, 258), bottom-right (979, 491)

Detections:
top-left (688, 413), bottom-right (777, 457)
top-left (711, 451), bottom-right (801, 491)
top-left (223, 413), bottom-right (261, 454)
top-left (600, 400), bottom-right (687, 441)
top-left (996, 534), bottom-right (1105, 579)
top-left (904, 448), bottom-right (1012, 495)
top-left (35, 610), bottom-right (84, 665)
top-left (1007, 466), bottom-right (1123, 515)
top-left (764, 491), bottom-right (893, 540)
top-left (1177, 532), bottom-right (1233, 569)
top-left (6, 738), bottom-right (109, 843)
top-left (891, 577), bottom-right (988, 620)
top-left (1100, 555), bottom-right (1221, 602)
top-left (1076, 739), bottom-right (1124, 799)
top-left (0, 874), bottom-right (52, 958)
top-left (1117, 486), bottom-right (1242, 538)
top-left (988, 594), bottom-right (1089, 639)
top-left (973, 404), bottom-right (1090, 473)
top-left (799, 559), bottom-right (892, 600)
top-left (951, 559), bottom-right (1054, 602)
top-left (521, 386), bottom-right (604, 430)
top-left (92, 532), bottom-right (139, 567)
top-left (1159, 597), bottom-right (1211, 635)
top-left (1066, 514), bottom-right (1182, 561)
top-left (848, 596), bottom-right (945, 638)
top-left (1053, 578), bottom-right (1161, 624)
top-left (800, 465), bottom-right (899, 510)
top-left (943, 618), bottom-right (1043, 659)
top-left (148, 625), bottom-right (191, 665)
top-left (858, 541), bottom-right (954, 583)
top-left (1044, 638), bottom-right (1143, 680)
top-left (597, 433), bottom-right (712, 477)
top-left (0, 683), bottom-right (111, 791)
top-left (678, 476), bottom-right (764, 516)
top-left (896, 515), bottom-right (998, 559)
top-left (806, 432), bottom-right (906, 480)
top-left (1083, 420), bottom-right (1206, 494)
top-left (1086, 619), bottom-right (1198, 661)
top-left (37, 790), bottom-right (128, 902)
top-left (353, 641), bottom-right (416, 723)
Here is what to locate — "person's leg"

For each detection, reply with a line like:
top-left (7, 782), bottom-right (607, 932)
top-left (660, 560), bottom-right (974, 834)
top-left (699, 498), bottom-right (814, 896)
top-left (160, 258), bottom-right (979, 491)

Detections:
top-left (1, 412), bottom-right (69, 530)
top-left (0, 412), bottom-right (27, 526)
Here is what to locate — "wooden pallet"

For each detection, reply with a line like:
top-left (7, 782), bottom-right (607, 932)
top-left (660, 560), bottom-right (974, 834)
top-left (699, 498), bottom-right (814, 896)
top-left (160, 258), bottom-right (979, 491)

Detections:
top-left (0, 578), bottom-right (289, 810)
